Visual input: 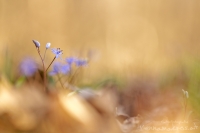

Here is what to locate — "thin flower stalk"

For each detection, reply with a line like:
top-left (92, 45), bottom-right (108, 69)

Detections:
top-left (43, 43), bottom-right (51, 61)
top-left (68, 67), bottom-right (81, 84)
top-left (57, 74), bottom-right (65, 89)
top-left (46, 56), bottom-right (56, 72)
top-left (37, 47), bottom-right (47, 92)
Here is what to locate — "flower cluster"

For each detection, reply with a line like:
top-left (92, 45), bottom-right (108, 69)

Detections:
top-left (48, 56), bottom-right (88, 88)
top-left (18, 39), bottom-right (88, 91)
top-left (19, 40), bottom-right (65, 91)
top-left (66, 57), bottom-right (88, 67)
top-left (49, 62), bottom-right (70, 75)
top-left (49, 57), bottom-right (88, 75)
top-left (20, 40), bottom-right (62, 77)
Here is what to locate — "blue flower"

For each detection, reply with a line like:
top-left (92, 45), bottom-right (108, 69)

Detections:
top-left (20, 58), bottom-right (38, 77)
top-left (60, 64), bottom-right (71, 74)
top-left (51, 48), bottom-right (63, 58)
top-left (66, 57), bottom-right (76, 65)
top-left (49, 62), bottom-right (71, 75)
top-left (75, 59), bottom-right (88, 66)
top-left (49, 62), bottom-right (61, 75)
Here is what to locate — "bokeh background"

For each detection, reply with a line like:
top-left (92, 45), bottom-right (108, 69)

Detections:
top-left (1, 0), bottom-right (200, 78)
top-left (1, 0), bottom-right (200, 132)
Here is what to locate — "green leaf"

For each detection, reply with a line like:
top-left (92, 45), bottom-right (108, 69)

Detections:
top-left (15, 76), bottom-right (26, 87)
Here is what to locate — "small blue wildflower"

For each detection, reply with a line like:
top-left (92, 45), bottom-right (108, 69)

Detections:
top-left (75, 59), bottom-right (88, 66)
top-left (49, 62), bottom-right (61, 75)
top-left (32, 40), bottom-right (40, 48)
top-left (20, 58), bottom-right (38, 77)
top-left (51, 48), bottom-right (63, 58)
top-left (60, 64), bottom-right (71, 74)
top-left (49, 62), bottom-right (70, 75)
top-left (66, 57), bottom-right (76, 65)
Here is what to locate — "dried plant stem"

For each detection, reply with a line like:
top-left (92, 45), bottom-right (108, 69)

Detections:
top-left (46, 56), bottom-right (56, 72)
top-left (43, 49), bottom-right (47, 61)
top-left (57, 74), bottom-right (65, 89)
top-left (68, 67), bottom-right (81, 84)
top-left (37, 48), bottom-right (47, 92)
top-left (55, 75), bottom-right (66, 83)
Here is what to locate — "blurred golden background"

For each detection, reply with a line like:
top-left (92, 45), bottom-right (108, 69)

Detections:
top-left (1, 0), bottom-right (200, 79)
top-left (1, 1), bottom-right (200, 133)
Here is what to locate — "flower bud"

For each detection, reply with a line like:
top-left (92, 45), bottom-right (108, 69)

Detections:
top-left (32, 40), bottom-right (40, 48)
top-left (46, 42), bottom-right (51, 49)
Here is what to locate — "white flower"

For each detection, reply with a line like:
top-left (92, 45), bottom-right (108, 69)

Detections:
top-left (46, 43), bottom-right (51, 49)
